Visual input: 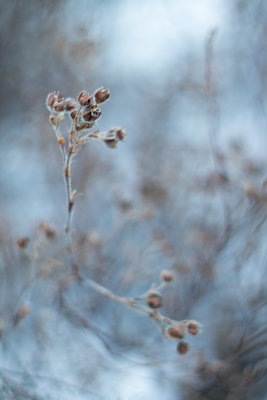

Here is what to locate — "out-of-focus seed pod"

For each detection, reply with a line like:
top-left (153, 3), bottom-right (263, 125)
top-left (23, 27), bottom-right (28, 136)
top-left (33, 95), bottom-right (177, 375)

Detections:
top-left (167, 325), bottom-right (185, 339)
top-left (146, 291), bottom-right (162, 309)
top-left (94, 87), bottom-right (110, 104)
top-left (77, 91), bottom-right (93, 106)
top-left (177, 341), bottom-right (189, 355)
top-left (38, 222), bottom-right (56, 239)
top-left (16, 237), bottom-right (29, 249)
top-left (14, 303), bottom-right (31, 325)
top-left (160, 269), bottom-right (174, 282)
top-left (115, 127), bottom-right (126, 141)
top-left (187, 320), bottom-right (199, 335)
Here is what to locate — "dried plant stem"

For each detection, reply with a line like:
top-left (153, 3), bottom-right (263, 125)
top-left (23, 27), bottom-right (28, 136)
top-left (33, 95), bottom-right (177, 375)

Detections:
top-left (78, 273), bottom-right (184, 336)
top-left (64, 152), bottom-right (73, 234)
top-left (47, 90), bottom-right (197, 346)
top-left (63, 152), bottom-right (79, 275)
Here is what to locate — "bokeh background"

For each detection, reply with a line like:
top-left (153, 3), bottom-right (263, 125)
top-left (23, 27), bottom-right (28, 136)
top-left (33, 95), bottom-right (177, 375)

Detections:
top-left (0, 0), bottom-right (267, 399)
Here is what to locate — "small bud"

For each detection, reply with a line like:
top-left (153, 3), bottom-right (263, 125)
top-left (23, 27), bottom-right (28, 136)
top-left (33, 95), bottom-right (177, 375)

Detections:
top-left (77, 91), bottom-right (93, 106)
top-left (53, 101), bottom-right (65, 112)
top-left (57, 136), bottom-right (65, 145)
top-left (167, 325), bottom-right (185, 339)
top-left (46, 92), bottom-right (56, 107)
top-left (65, 98), bottom-right (78, 111)
top-left (160, 269), bottom-right (174, 282)
top-left (146, 291), bottom-right (162, 309)
top-left (187, 320), bottom-right (199, 335)
top-left (94, 87), bottom-right (110, 104)
top-left (14, 303), bottom-right (31, 325)
top-left (38, 222), bottom-right (56, 239)
top-left (57, 93), bottom-right (64, 101)
top-left (177, 341), bottom-right (190, 355)
top-left (16, 237), bottom-right (29, 249)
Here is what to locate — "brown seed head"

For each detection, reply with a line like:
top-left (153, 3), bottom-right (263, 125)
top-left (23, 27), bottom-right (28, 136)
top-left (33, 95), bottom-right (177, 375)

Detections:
top-left (47, 92), bottom-right (56, 107)
top-left (70, 109), bottom-right (78, 119)
top-left (94, 87), bottom-right (110, 104)
top-left (177, 341), bottom-right (190, 355)
top-left (115, 127), bottom-right (126, 141)
top-left (146, 291), bottom-right (162, 309)
top-left (83, 105), bottom-right (101, 122)
top-left (161, 269), bottom-right (174, 282)
top-left (167, 325), bottom-right (185, 339)
top-left (53, 101), bottom-right (65, 112)
top-left (187, 320), bottom-right (199, 335)
top-left (38, 222), bottom-right (56, 239)
top-left (77, 91), bottom-right (93, 106)
top-left (15, 303), bottom-right (31, 324)
top-left (16, 237), bottom-right (29, 249)
top-left (65, 98), bottom-right (78, 111)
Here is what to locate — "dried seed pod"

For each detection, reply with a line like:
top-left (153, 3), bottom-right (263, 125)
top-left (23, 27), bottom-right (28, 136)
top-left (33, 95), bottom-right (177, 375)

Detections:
top-left (103, 131), bottom-right (117, 149)
top-left (160, 269), bottom-right (174, 282)
top-left (77, 91), bottom-right (93, 106)
top-left (115, 127), bottom-right (126, 141)
top-left (46, 92), bottom-right (56, 107)
top-left (187, 320), bottom-right (199, 335)
top-left (94, 87), bottom-right (110, 104)
top-left (16, 237), bottom-right (29, 249)
top-left (83, 105), bottom-right (101, 122)
top-left (53, 101), bottom-right (65, 112)
top-left (65, 98), bottom-right (78, 111)
top-left (91, 105), bottom-right (101, 120)
top-left (146, 291), bottom-right (162, 309)
top-left (70, 109), bottom-right (78, 119)
top-left (177, 341), bottom-right (190, 355)
top-left (167, 325), bottom-right (185, 339)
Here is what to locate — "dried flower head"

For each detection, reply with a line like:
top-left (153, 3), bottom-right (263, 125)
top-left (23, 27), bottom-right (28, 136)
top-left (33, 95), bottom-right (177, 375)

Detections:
top-left (146, 291), bottom-right (162, 308)
top-left (53, 101), bottom-right (65, 112)
top-left (187, 320), bottom-right (200, 335)
top-left (38, 222), bottom-right (56, 239)
top-left (46, 91), bottom-right (64, 111)
top-left (46, 92), bottom-right (56, 107)
top-left (82, 105), bottom-right (101, 122)
top-left (16, 237), bottom-right (29, 249)
top-left (104, 127), bottom-right (126, 149)
top-left (177, 341), bottom-right (190, 355)
top-left (94, 87), bottom-right (110, 104)
top-left (167, 325), bottom-right (185, 339)
top-left (77, 91), bottom-right (93, 107)
top-left (65, 98), bottom-right (78, 111)
top-left (161, 269), bottom-right (174, 282)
